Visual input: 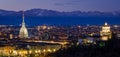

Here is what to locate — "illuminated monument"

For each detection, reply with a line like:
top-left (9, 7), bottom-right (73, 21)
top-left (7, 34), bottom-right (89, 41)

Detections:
top-left (100, 22), bottom-right (111, 41)
top-left (19, 12), bottom-right (28, 38)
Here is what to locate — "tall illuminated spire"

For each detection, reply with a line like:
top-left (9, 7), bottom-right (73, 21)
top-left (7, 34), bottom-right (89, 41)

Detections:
top-left (22, 11), bottom-right (25, 23)
top-left (19, 11), bottom-right (28, 38)
top-left (22, 11), bottom-right (25, 27)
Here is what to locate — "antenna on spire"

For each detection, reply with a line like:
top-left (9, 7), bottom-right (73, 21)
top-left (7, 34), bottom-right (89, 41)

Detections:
top-left (22, 11), bottom-right (25, 23)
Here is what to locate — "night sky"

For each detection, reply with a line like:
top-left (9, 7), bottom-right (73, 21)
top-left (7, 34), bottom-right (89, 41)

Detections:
top-left (0, 0), bottom-right (120, 12)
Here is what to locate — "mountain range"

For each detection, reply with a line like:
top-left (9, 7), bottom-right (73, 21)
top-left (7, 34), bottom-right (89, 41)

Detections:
top-left (0, 9), bottom-right (120, 26)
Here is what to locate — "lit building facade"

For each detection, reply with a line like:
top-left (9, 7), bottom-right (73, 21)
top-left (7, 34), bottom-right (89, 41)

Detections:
top-left (19, 12), bottom-right (28, 38)
top-left (100, 22), bottom-right (112, 41)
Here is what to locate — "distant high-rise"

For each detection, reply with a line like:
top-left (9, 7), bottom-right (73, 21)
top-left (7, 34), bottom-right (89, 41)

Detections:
top-left (100, 22), bottom-right (111, 41)
top-left (19, 12), bottom-right (28, 38)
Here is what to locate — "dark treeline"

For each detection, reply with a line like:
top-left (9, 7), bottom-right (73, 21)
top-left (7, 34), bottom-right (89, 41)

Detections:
top-left (46, 38), bottom-right (120, 57)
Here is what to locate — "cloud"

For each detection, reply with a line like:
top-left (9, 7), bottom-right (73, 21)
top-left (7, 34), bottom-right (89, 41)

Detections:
top-left (54, 2), bottom-right (79, 6)
top-left (54, 3), bottom-right (65, 6)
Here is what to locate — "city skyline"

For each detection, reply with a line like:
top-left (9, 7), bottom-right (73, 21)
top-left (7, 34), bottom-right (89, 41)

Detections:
top-left (0, 0), bottom-right (120, 12)
top-left (0, 0), bottom-right (120, 57)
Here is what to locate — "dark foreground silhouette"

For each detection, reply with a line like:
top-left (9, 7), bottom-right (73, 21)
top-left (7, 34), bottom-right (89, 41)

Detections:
top-left (46, 38), bottom-right (120, 57)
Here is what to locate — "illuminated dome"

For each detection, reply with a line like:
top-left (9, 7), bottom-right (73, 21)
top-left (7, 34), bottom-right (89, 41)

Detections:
top-left (100, 22), bottom-right (111, 41)
top-left (19, 12), bottom-right (28, 38)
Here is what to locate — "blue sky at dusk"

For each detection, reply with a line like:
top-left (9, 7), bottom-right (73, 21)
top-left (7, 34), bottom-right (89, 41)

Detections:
top-left (0, 0), bottom-right (120, 12)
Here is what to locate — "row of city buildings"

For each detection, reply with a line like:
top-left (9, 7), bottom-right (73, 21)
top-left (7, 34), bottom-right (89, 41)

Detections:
top-left (0, 12), bottom-right (120, 45)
